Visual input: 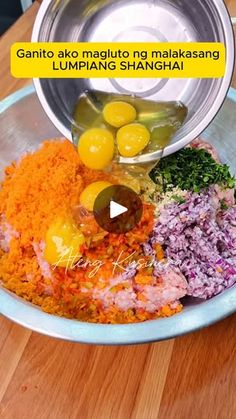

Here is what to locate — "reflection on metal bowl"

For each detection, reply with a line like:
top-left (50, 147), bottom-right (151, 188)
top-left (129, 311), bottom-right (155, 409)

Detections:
top-left (32, 0), bottom-right (235, 162)
top-left (0, 85), bottom-right (235, 344)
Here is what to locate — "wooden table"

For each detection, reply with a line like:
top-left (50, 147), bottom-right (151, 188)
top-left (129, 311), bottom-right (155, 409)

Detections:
top-left (0, 2), bottom-right (236, 418)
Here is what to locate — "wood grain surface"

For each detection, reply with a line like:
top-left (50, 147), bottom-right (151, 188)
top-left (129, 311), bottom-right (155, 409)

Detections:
top-left (0, 2), bottom-right (236, 418)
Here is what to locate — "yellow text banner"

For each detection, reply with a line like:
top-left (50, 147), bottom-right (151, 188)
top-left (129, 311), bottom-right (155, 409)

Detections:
top-left (11, 42), bottom-right (225, 79)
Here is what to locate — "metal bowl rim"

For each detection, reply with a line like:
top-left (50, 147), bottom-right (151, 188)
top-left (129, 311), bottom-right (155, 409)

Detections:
top-left (0, 84), bottom-right (236, 344)
top-left (32, 0), bottom-right (235, 161)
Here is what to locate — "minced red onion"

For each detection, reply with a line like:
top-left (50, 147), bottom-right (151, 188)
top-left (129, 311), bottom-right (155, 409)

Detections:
top-left (150, 188), bottom-right (236, 299)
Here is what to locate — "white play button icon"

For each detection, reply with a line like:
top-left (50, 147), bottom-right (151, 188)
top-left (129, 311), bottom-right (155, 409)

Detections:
top-left (110, 200), bottom-right (128, 219)
top-left (93, 185), bottom-right (143, 234)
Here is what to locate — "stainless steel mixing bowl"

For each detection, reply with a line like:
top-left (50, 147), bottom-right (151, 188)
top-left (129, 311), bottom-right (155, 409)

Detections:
top-left (32, 0), bottom-right (235, 162)
top-left (0, 85), bottom-right (236, 344)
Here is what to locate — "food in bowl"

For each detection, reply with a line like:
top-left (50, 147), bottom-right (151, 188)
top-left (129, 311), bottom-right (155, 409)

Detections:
top-left (0, 137), bottom-right (235, 324)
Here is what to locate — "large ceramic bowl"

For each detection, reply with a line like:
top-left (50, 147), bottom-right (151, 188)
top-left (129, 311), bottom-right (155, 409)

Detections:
top-left (0, 85), bottom-right (236, 344)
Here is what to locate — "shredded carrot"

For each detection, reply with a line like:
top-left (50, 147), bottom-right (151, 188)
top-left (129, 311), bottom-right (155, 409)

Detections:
top-left (0, 140), bottom-right (111, 244)
top-left (154, 243), bottom-right (165, 261)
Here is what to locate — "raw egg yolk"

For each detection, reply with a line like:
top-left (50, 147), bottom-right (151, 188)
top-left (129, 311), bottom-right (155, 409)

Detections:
top-left (117, 123), bottom-right (150, 157)
top-left (103, 101), bottom-right (137, 128)
top-left (79, 181), bottom-right (112, 211)
top-left (78, 128), bottom-right (114, 170)
top-left (44, 217), bottom-right (85, 268)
